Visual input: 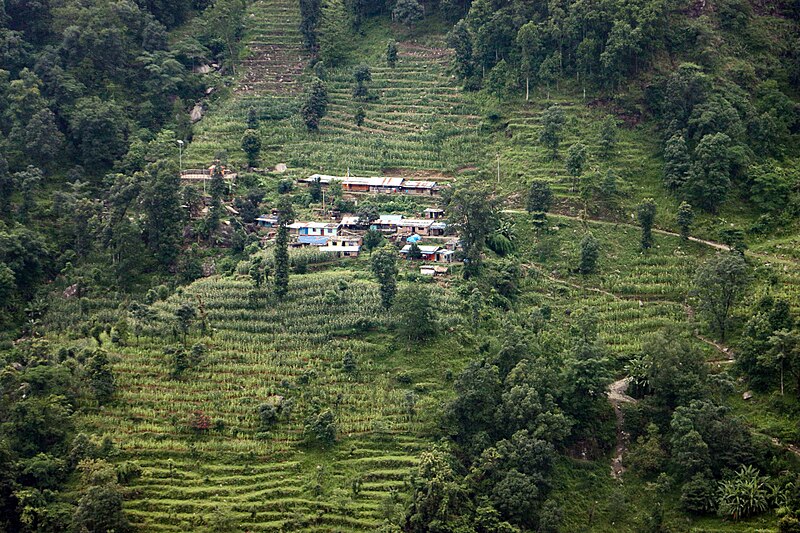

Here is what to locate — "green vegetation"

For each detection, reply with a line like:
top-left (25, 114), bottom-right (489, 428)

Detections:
top-left (2, 0), bottom-right (800, 531)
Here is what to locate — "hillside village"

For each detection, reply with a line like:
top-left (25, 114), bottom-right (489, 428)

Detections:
top-left (0, 0), bottom-right (799, 532)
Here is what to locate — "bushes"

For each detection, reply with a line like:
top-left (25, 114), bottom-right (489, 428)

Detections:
top-left (717, 465), bottom-right (770, 520)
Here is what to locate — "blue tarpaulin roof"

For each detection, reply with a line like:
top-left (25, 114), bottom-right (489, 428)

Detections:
top-left (298, 235), bottom-right (329, 245)
top-left (406, 234), bottom-right (422, 243)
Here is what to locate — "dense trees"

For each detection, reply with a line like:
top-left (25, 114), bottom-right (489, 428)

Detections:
top-left (140, 161), bottom-right (184, 268)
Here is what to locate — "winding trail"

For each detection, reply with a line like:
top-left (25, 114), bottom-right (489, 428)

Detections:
top-left (501, 209), bottom-right (799, 267)
top-left (607, 377), bottom-right (637, 480)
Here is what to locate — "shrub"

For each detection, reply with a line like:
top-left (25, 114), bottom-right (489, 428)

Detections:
top-left (717, 465), bottom-right (770, 520)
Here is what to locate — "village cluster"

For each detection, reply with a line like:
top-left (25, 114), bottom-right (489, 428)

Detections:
top-left (256, 174), bottom-right (458, 272)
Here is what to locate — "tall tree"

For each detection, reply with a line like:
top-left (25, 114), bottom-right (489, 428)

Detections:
top-left (274, 195), bottom-right (295, 299)
top-left (371, 244), bottom-right (398, 309)
top-left (579, 233), bottom-right (599, 274)
top-left (68, 96), bottom-right (129, 170)
top-left (677, 202), bottom-right (693, 241)
top-left (241, 128), bottom-right (261, 167)
top-left (663, 134), bottom-right (691, 190)
top-left (693, 252), bottom-right (749, 341)
top-left (637, 198), bottom-right (656, 250)
top-left (565, 142), bottom-right (587, 191)
top-left (393, 285), bottom-right (436, 340)
top-left (539, 105), bottom-right (566, 159)
top-left (301, 77), bottom-right (328, 131)
top-left (686, 133), bottom-right (735, 212)
top-left (392, 0), bottom-right (423, 26)
top-left (446, 182), bottom-right (499, 277)
top-left (299, 0), bottom-right (322, 52)
top-left (386, 40), bottom-right (398, 67)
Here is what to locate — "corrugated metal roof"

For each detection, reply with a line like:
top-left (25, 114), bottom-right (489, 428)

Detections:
top-left (289, 221), bottom-right (341, 229)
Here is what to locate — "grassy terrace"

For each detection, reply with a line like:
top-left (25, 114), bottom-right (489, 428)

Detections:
top-left (72, 271), bottom-right (468, 531)
top-left (185, 10), bottom-right (484, 177)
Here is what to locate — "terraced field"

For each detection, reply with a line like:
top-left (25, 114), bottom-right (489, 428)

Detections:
top-left (78, 271), bottom-right (462, 531)
top-left (185, 7), bottom-right (483, 176)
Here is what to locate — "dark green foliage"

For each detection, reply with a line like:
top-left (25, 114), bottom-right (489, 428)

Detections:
top-left (565, 142), bottom-right (587, 185)
top-left (309, 176), bottom-right (322, 202)
top-left (354, 105), bottom-right (365, 127)
top-left (403, 242), bottom-right (419, 261)
top-left (680, 474), bottom-right (718, 514)
top-left (637, 198), bottom-right (656, 250)
top-left (627, 423), bottom-right (667, 478)
top-left (393, 284), bottom-right (436, 341)
top-left (392, 0), bottom-right (423, 26)
top-left (677, 202), bottom-right (693, 241)
top-left (68, 97), bottom-right (130, 170)
top-left (686, 133), bottom-right (736, 212)
top-left (71, 482), bottom-right (131, 533)
top-left (304, 408), bottom-right (336, 448)
top-left (301, 77), bottom-right (328, 131)
top-left (300, 0), bottom-right (322, 51)
top-left (663, 134), bottom-right (691, 190)
top-left (448, 20), bottom-right (473, 81)
top-left (445, 182), bottom-right (499, 277)
top-left (140, 161), bottom-right (184, 268)
top-left (86, 350), bottom-right (115, 404)
top-left (352, 63), bottom-right (371, 99)
top-left (598, 116), bottom-right (617, 158)
top-left (174, 302), bottom-right (196, 343)
top-left (240, 129), bottom-right (261, 167)
top-left (527, 180), bottom-right (553, 216)
top-left (539, 105), bottom-right (565, 159)
top-left (246, 106), bottom-right (258, 129)
top-left (362, 229), bottom-right (384, 253)
top-left (386, 40), bottom-right (398, 67)
top-left (370, 244), bottom-right (398, 308)
top-left (579, 233), bottom-right (599, 275)
top-left (693, 252), bottom-right (749, 340)
top-left (274, 196), bottom-right (295, 299)
top-left (486, 59), bottom-right (515, 100)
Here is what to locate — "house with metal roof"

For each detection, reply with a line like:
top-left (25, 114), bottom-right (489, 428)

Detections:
top-left (399, 244), bottom-right (455, 263)
top-left (288, 221), bottom-right (341, 236)
top-left (300, 174), bottom-right (439, 195)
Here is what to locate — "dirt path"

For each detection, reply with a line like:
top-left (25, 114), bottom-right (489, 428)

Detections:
top-left (501, 209), bottom-right (798, 267)
top-left (607, 377), bottom-right (636, 480)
